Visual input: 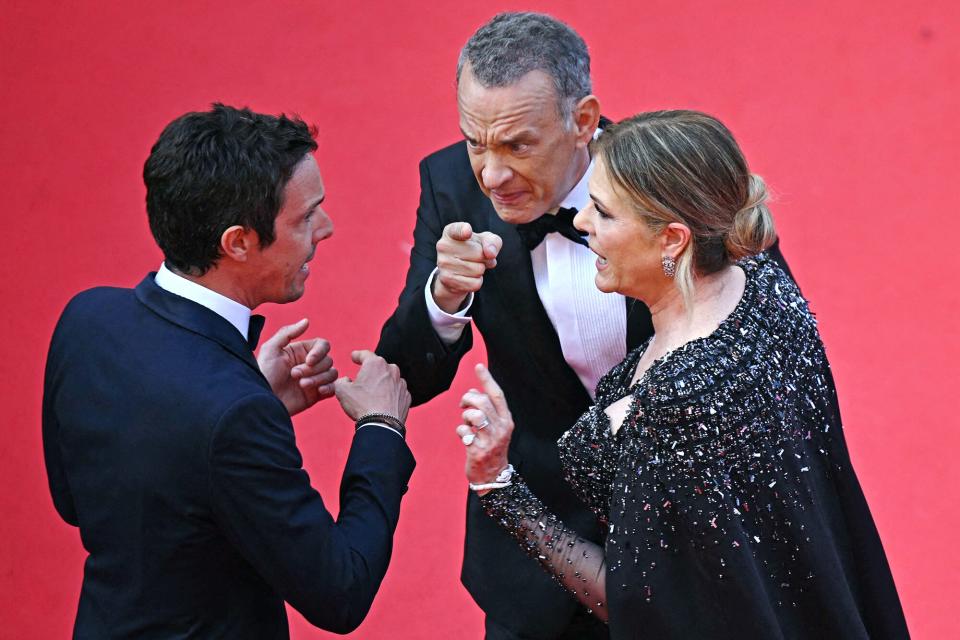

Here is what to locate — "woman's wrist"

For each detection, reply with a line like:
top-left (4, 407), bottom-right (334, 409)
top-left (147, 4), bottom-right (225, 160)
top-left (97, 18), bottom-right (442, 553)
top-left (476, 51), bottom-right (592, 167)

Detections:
top-left (469, 463), bottom-right (514, 492)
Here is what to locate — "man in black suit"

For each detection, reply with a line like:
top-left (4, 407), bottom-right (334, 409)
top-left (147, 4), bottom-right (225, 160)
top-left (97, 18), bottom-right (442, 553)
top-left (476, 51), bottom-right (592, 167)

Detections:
top-left (43, 104), bottom-right (415, 638)
top-left (377, 13), bottom-right (790, 640)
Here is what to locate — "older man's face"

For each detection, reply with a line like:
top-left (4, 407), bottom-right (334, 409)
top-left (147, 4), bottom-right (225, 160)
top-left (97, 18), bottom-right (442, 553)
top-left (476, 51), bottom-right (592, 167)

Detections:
top-left (457, 64), bottom-right (589, 224)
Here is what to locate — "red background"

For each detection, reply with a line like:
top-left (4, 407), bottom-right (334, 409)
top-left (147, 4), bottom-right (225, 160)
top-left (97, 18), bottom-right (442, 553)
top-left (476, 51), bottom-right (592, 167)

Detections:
top-left (1, 1), bottom-right (957, 637)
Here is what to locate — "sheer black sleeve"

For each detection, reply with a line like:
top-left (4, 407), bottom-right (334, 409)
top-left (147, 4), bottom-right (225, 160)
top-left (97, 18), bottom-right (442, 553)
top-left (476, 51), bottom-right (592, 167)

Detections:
top-left (478, 475), bottom-right (608, 622)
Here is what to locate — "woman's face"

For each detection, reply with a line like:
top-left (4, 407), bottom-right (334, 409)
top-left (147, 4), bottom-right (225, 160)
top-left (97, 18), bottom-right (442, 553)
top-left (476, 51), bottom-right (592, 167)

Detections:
top-left (574, 159), bottom-right (665, 300)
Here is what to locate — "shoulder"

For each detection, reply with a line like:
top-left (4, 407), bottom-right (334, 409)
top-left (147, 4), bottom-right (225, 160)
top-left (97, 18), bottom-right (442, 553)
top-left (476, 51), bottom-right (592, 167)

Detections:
top-left (420, 140), bottom-right (473, 186)
top-left (741, 253), bottom-right (818, 338)
top-left (53, 285), bottom-right (138, 342)
top-left (417, 141), bottom-right (492, 225)
top-left (421, 140), bottom-right (468, 169)
top-left (640, 255), bottom-right (819, 408)
top-left (61, 285), bottom-right (135, 317)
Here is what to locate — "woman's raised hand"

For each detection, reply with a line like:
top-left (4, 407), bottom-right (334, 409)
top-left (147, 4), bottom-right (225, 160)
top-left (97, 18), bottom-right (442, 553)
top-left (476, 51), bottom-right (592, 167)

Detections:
top-left (457, 364), bottom-right (515, 487)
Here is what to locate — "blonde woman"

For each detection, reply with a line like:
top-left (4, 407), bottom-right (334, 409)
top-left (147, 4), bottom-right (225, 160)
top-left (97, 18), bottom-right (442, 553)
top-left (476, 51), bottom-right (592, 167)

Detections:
top-left (458, 111), bottom-right (908, 639)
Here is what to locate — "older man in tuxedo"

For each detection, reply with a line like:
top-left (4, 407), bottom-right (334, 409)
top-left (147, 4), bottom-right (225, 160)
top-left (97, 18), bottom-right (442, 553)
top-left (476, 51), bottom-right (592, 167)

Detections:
top-left (377, 12), bottom-right (790, 640)
top-left (43, 104), bottom-right (414, 638)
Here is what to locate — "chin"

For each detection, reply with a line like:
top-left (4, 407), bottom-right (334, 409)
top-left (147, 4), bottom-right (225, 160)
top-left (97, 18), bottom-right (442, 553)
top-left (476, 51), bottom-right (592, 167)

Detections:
top-left (593, 274), bottom-right (616, 294)
top-left (276, 284), bottom-right (305, 304)
top-left (493, 203), bottom-right (542, 225)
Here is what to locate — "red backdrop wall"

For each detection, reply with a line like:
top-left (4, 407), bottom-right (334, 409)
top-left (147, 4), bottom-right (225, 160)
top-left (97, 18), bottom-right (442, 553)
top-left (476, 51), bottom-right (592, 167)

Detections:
top-left (1, 1), bottom-right (956, 637)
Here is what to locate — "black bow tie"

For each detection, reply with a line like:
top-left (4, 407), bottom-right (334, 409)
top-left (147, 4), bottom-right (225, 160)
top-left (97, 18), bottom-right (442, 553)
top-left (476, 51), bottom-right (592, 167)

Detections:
top-left (516, 207), bottom-right (588, 250)
top-left (247, 315), bottom-right (266, 351)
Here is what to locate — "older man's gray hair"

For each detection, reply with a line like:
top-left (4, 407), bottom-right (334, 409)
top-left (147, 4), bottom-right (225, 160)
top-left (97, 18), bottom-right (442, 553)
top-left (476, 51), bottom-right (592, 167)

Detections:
top-left (457, 12), bottom-right (592, 119)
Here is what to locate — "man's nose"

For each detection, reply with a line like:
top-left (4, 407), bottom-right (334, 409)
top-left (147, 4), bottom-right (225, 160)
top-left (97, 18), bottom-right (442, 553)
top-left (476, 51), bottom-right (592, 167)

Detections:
top-left (481, 154), bottom-right (513, 191)
top-left (313, 211), bottom-right (334, 243)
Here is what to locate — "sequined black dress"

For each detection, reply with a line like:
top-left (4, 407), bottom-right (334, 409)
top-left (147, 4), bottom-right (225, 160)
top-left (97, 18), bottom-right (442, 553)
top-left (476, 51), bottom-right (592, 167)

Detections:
top-left (480, 255), bottom-right (908, 639)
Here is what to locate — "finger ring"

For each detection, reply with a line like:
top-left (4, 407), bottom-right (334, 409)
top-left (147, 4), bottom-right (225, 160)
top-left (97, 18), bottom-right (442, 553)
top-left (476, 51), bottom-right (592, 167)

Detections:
top-left (476, 418), bottom-right (490, 430)
top-left (461, 433), bottom-right (476, 446)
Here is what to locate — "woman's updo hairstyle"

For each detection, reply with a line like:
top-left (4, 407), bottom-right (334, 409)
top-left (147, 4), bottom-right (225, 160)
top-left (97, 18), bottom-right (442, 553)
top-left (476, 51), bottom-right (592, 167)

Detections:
top-left (593, 110), bottom-right (776, 307)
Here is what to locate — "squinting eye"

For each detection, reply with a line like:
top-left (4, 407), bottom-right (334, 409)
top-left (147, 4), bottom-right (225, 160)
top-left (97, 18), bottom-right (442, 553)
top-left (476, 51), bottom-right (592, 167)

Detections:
top-left (511, 144), bottom-right (529, 153)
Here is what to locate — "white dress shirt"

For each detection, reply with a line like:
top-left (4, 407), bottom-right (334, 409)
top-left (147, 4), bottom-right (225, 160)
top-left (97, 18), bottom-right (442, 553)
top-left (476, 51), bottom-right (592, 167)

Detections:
top-left (154, 263), bottom-right (251, 339)
top-left (425, 159), bottom-right (628, 399)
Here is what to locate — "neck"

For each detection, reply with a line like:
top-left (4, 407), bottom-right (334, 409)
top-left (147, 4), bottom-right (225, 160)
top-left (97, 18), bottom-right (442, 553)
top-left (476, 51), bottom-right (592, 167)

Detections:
top-left (572, 145), bottom-right (591, 184)
top-left (548, 146), bottom-right (591, 215)
top-left (644, 265), bottom-right (744, 351)
top-left (172, 266), bottom-right (257, 310)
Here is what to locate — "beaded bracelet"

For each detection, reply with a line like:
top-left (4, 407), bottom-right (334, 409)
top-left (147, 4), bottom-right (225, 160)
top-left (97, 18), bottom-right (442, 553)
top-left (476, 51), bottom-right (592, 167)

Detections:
top-left (355, 412), bottom-right (406, 438)
top-left (468, 464), bottom-right (515, 491)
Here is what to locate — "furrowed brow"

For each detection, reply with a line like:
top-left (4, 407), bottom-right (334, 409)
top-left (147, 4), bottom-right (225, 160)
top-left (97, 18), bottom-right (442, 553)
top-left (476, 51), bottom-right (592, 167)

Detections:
top-left (459, 127), bottom-right (479, 144)
top-left (498, 131), bottom-right (535, 145)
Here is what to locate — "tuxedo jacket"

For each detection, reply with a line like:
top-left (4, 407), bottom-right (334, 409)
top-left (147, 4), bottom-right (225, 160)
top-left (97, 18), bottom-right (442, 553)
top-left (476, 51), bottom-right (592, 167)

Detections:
top-left (43, 275), bottom-right (415, 639)
top-left (377, 140), bottom-right (790, 635)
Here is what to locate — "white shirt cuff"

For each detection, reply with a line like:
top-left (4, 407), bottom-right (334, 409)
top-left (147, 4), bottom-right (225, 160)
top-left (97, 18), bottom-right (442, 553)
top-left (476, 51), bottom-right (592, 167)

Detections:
top-left (424, 268), bottom-right (473, 345)
top-left (356, 422), bottom-right (404, 439)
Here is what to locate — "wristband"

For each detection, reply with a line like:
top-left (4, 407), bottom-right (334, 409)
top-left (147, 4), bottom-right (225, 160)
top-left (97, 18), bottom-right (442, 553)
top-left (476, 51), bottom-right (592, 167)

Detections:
top-left (469, 464), bottom-right (514, 491)
top-left (355, 412), bottom-right (406, 438)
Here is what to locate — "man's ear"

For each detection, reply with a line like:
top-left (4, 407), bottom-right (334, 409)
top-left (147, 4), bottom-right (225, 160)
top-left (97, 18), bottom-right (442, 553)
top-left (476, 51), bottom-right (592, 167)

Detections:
top-left (661, 222), bottom-right (692, 259)
top-left (219, 225), bottom-right (257, 263)
top-left (572, 95), bottom-right (601, 146)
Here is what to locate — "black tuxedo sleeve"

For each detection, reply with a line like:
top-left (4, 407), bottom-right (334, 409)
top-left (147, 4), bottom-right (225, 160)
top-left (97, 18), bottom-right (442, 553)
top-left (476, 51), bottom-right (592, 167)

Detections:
top-left (208, 393), bottom-right (415, 634)
top-left (376, 156), bottom-right (473, 405)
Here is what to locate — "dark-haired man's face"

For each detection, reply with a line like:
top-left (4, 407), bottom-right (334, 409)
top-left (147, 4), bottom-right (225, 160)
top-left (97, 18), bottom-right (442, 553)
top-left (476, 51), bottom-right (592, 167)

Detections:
top-left (457, 64), bottom-right (589, 224)
top-left (248, 155), bottom-right (332, 305)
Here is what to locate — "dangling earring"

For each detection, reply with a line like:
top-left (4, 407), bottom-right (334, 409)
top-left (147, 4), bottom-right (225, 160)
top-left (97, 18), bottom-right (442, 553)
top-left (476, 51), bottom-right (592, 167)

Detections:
top-left (661, 255), bottom-right (676, 278)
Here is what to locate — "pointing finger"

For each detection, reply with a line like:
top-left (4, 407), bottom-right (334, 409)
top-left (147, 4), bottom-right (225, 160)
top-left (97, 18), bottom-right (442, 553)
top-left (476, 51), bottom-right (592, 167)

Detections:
top-left (445, 222), bottom-right (473, 242)
top-left (475, 364), bottom-right (509, 417)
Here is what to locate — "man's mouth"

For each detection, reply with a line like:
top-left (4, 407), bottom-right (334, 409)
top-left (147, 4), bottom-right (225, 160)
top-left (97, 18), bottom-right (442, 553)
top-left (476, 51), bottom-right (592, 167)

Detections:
top-left (300, 252), bottom-right (315, 274)
top-left (490, 190), bottom-right (524, 205)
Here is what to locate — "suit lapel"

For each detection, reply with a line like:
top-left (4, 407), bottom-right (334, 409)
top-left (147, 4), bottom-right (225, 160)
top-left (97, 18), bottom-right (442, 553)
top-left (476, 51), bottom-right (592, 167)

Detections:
top-left (134, 274), bottom-right (266, 378)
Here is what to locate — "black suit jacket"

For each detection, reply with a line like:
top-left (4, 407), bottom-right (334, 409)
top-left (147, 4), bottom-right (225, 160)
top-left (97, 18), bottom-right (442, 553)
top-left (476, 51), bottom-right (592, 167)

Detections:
top-left (43, 275), bottom-right (415, 639)
top-left (377, 140), bottom-right (790, 634)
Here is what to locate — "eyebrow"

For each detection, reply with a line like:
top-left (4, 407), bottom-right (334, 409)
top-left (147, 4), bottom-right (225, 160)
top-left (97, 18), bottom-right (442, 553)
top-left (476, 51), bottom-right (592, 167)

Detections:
top-left (459, 128), bottom-right (535, 146)
top-left (589, 193), bottom-right (611, 211)
top-left (305, 195), bottom-right (325, 213)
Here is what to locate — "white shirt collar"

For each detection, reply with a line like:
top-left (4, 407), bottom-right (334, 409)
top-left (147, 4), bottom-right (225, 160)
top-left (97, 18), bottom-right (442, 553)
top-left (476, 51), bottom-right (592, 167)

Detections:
top-left (154, 263), bottom-right (251, 339)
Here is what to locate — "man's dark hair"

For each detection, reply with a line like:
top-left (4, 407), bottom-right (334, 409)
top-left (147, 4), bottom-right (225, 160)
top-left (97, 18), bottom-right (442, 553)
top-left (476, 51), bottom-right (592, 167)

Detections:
top-left (457, 12), bottom-right (591, 119)
top-left (144, 103), bottom-right (318, 275)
